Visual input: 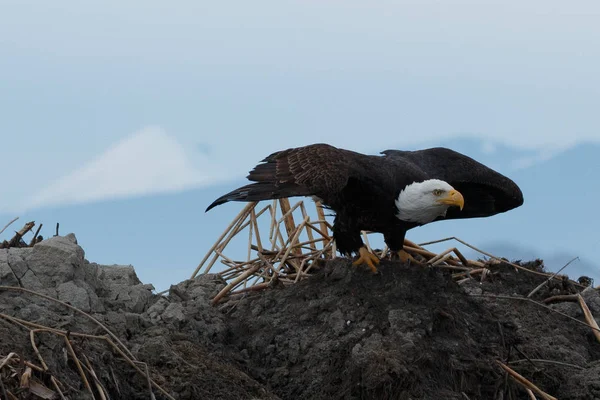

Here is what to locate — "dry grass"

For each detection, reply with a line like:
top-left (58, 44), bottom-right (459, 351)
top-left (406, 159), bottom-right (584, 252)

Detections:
top-left (0, 286), bottom-right (174, 400)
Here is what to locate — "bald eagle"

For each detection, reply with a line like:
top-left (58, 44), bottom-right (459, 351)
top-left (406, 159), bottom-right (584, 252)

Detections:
top-left (206, 143), bottom-right (523, 272)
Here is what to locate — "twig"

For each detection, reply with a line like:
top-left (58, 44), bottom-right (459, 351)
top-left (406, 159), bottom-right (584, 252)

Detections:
top-left (472, 294), bottom-right (600, 333)
top-left (542, 294), bottom-right (579, 304)
top-left (29, 223), bottom-right (43, 246)
top-left (141, 361), bottom-right (157, 400)
top-left (0, 286), bottom-right (136, 360)
top-left (496, 361), bottom-right (557, 400)
top-left (8, 221), bottom-right (35, 247)
top-left (527, 257), bottom-right (579, 298)
top-left (577, 294), bottom-right (600, 343)
top-left (419, 236), bottom-right (583, 285)
top-left (526, 388), bottom-right (537, 400)
top-left (0, 217), bottom-right (19, 236)
top-left (82, 354), bottom-right (108, 400)
top-left (191, 201), bottom-right (256, 277)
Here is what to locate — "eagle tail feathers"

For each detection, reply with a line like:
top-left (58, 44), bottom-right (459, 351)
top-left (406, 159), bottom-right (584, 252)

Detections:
top-left (205, 182), bottom-right (308, 212)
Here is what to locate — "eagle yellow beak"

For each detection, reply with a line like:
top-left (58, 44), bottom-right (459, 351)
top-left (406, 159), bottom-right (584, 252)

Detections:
top-left (437, 189), bottom-right (464, 210)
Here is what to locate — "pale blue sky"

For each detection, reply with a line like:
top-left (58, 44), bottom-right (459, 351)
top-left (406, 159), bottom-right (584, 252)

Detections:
top-left (1, 1), bottom-right (599, 289)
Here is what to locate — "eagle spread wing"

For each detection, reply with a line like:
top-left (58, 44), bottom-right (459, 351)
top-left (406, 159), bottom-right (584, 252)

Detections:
top-left (205, 144), bottom-right (365, 211)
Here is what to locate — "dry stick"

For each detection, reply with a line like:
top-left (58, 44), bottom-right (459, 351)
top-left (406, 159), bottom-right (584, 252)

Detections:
top-left (191, 201), bottom-right (256, 278)
top-left (258, 252), bottom-right (278, 281)
top-left (543, 294), bottom-right (579, 304)
top-left (527, 257), bottom-right (580, 298)
top-left (361, 231), bottom-right (372, 253)
top-left (11, 316), bottom-right (172, 400)
top-left (140, 362), bottom-right (157, 400)
top-left (0, 217), bottom-right (19, 236)
top-left (0, 286), bottom-right (135, 360)
top-left (212, 263), bottom-right (263, 305)
top-left (244, 213), bottom-right (254, 290)
top-left (7, 221), bottom-right (35, 247)
top-left (526, 388), bottom-right (537, 400)
top-left (314, 201), bottom-right (330, 238)
top-left (277, 198), bottom-right (300, 234)
top-left (279, 198), bottom-right (302, 256)
top-left (304, 221), bottom-right (330, 242)
top-left (431, 253), bottom-right (453, 266)
top-left (30, 328), bottom-right (95, 398)
top-left (420, 236), bottom-right (580, 282)
top-left (473, 294), bottom-right (600, 333)
top-left (577, 294), bottom-right (600, 343)
top-left (230, 282), bottom-right (272, 295)
top-left (278, 216), bottom-right (310, 274)
top-left (203, 209), bottom-right (252, 275)
top-left (251, 208), bottom-right (264, 253)
top-left (0, 352), bottom-right (17, 370)
top-left (496, 361), bottom-right (557, 400)
top-left (299, 202), bottom-right (317, 251)
top-left (28, 329), bottom-right (65, 399)
top-left (81, 355), bottom-right (108, 400)
top-left (29, 223), bottom-right (43, 246)
top-left (60, 332), bottom-right (95, 398)
top-left (102, 338), bottom-right (175, 400)
top-left (269, 200), bottom-right (278, 246)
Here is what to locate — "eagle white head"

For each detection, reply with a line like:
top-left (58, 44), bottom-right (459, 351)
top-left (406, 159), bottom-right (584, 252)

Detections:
top-left (395, 179), bottom-right (465, 224)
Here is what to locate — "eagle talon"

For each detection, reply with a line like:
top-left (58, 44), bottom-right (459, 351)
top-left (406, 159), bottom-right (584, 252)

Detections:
top-left (352, 246), bottom-right (380, 273)
top-left (397, 249), bottom-right (422, 265)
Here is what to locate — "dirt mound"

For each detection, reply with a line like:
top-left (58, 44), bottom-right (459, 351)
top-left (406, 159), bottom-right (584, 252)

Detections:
top-left (1, 234), bottom-right (600, 399)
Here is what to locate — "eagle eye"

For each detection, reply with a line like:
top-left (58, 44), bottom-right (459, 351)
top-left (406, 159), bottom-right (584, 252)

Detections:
top-left (433, 189), bottom-right (444, 196)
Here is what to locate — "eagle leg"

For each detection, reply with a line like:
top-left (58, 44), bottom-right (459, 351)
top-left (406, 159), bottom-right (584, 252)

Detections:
top-left (352, 246), bottom-right (380, 273)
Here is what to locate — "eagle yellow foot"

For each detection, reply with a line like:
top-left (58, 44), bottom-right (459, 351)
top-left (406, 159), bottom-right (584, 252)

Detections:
top-left (396, 249), bottom-right (422, 265)
top-left (352, 246), bottom-right (380, 273)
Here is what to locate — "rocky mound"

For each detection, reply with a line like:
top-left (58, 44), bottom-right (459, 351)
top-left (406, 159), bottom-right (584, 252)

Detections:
top-left (1, 234), bottom-right (599, 399)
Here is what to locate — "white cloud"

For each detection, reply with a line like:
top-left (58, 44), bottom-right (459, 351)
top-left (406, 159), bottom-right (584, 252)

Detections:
top-left (22, 126), bottom-right (226, 211)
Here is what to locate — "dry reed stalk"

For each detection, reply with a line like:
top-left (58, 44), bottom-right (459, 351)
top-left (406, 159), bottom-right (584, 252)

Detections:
top-left (527, 257), bottom-right (580, 298)
top-left (277, 216), bottom-right (310, 273)
top-left (278, 198), bottom-right (297, 236)
top-left (0, 286), bottom-right (135, 360)
top-left (251, 208), bottom-right (264, 252)
top-left (4, 311), bottom-right (175, 400)
top-left (299, 202), bottom-right (317, 251)
top-left (577, 294), bottom-right (600, 343)
top-left (0, 217), bottom-right (19, 237)
top-left (212, 263), bottom-right (263, 305)
top-left (419, 237), bottom-right (584, 287)
top-left (82, 355), bottom-right (108, 400)
top-left (191, 202), bottom-right (256, 277)
top-left (496, 361), bottom-right (557, 400)
top-left (542, 294), bottom-right (579, 304)
top-left (314, 202), bottom-right (330, 237)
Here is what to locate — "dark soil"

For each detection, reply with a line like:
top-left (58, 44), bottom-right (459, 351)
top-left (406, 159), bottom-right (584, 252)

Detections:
top-left (223, 259), bottom-right (600, 400)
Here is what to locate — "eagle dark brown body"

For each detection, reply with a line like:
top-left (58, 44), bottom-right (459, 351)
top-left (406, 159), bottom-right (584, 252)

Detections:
top-left (206, 143), bottom-right (523, 267)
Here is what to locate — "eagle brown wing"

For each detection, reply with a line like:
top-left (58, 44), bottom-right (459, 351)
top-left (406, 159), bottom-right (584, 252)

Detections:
top-left (205, 143), bottom-right (367, 211)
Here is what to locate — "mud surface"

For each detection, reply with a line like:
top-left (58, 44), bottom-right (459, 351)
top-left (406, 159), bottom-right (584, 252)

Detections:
top-left (1, 235), bottom-right (600, 399)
